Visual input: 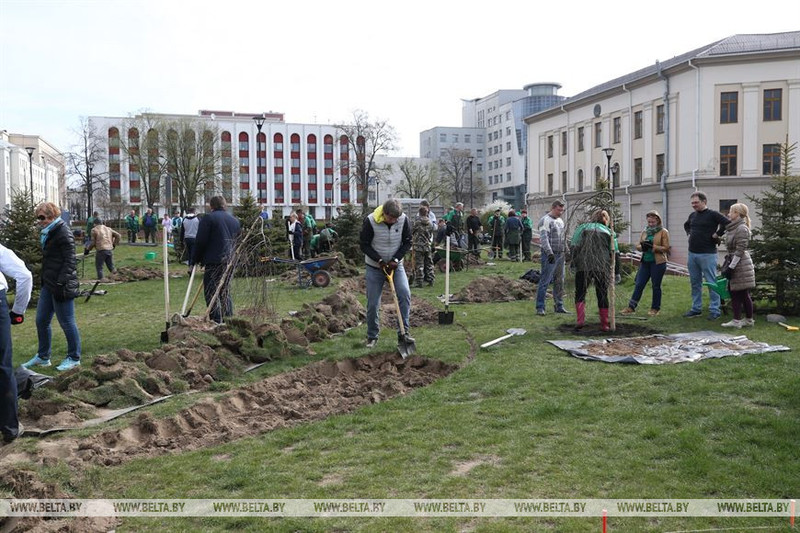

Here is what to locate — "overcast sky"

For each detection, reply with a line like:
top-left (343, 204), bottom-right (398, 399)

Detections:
top-left (1, 0), bottom-right (797, 157)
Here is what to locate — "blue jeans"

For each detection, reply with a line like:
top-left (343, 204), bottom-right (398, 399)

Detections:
top-left (366, 264), bottom-right (410, 340)
top-left (629, 261), bottom-right (667, 310)
top-left (688, 251), bottom-right (720, 314)
top-left (0, 290), bottom-right (19, 439)
top-left (536, 253), bottom-right (565, 311)
top-left (204, 264), bottom-right (233, 323)
top-left (36, 285), bottom-right (81, 362)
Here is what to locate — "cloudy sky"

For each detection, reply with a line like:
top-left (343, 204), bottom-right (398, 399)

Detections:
top-left (1, 0), bottom-right (797, 158)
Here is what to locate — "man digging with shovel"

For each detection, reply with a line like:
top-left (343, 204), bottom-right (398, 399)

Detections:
top-left (360, 199), bottom-right (415, 357)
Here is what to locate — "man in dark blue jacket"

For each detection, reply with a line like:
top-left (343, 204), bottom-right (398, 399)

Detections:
top-left (193, 196), bottom-right (241, 323)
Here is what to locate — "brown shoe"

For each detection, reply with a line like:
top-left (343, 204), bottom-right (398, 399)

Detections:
top-left (647, 309), bottom-right (660, 317)
top-left (620, 307), bottom-right (635, 315)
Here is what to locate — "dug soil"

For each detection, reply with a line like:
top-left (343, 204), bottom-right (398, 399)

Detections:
top-left (556, 322), bottom-right (662, 336)
top-left (453, 275), bottom-right (536, 303)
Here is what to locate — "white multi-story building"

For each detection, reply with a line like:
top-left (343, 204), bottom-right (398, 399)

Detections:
top-left (525, 31), bottom-right (800, 262)
top-left (89, 110), bottom-right (386, 220)
top-left (0, 131), bottom-right (65, 209)
top-left (419, 125), bottom-right (485, 206)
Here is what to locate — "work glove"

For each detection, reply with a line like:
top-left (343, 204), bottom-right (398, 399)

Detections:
top-left (722, 267), bottom-right (734, 279)
top-left (547, 253), bottom-right (555, 264)
top-left (640, 241), bottom-right (653, 251)
top-left (9, 311), bottom-right (24, 325)
top-left (83, 248), bottom-right (90, 255)
top-left (387, 260), bottom-right (399, 271)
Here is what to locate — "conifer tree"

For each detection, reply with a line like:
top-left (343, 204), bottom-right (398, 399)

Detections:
top-left (331, 204), bottom-right (364, 263)
top-left (0, 190), bottom-right (42, 299)
top-left (749, 138), bottom-right (800, 314)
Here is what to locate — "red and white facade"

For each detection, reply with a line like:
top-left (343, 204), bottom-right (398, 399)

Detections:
top-left (89, 110), bottom-right (366, 218)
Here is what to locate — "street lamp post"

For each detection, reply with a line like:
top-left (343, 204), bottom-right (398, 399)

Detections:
top-left (253, 115), bottom-right (266, 206)
top-left (25, 147), bottom-right (35, 205)
top-left (468, 156), bottom-right (474, 209)
top-left (87, 163), bottom-right (94, 218)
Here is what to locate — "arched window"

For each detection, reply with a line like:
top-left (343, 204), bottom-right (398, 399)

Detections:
top-left (577, 169), bottom-right (584, 192)
top-left (594, 166), bottom-right (602, 189)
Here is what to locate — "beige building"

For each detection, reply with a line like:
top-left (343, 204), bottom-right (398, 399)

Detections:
top-left (525, 31), bottom-right (800, 263)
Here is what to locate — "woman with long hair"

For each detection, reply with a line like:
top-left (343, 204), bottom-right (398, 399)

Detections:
top-left (721, 203), bottom-right (756, 328)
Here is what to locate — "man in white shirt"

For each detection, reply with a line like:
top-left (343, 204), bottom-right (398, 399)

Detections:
top-left (0, 244), bottom-right (32, 444)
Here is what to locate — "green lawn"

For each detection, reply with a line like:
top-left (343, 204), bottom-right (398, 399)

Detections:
top-left (8, 245), bottom-right (800, 532)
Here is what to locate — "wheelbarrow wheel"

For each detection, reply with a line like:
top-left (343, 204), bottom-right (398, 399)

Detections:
top-left (438, 261), bottom-right (448, 273)
top-left (311, 270), bottom-right (331, 288)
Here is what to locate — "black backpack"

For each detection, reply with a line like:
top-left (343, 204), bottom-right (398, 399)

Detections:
top-left (520, 269), bottom-right (541, 284)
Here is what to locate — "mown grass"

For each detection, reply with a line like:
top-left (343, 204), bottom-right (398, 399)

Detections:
top-left (9, 245), bottom-right (800, 532)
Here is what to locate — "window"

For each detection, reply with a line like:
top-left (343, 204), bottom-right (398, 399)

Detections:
top-left (476, 149), bottom-right (483, 157)
top-left (506, 173), bottom-right (511, 182)
top-left (719, 199), bottom-right (738, 216)
top-left (721, 92), bottom-right (738, 124)
top-left (764, 89), bottom-right (782, 121)
top-left (547, 135), bottom-right (553, 158)
top-left (594, 166), bottom-right (602, 188)
top-left (613, 117), bottom-right (621, 144)
top-left (577, 169), bottom-right (584, 192)
top-left (506, 141), bottom-right (511, 151)
top-left (720, 146), bottom-right (738, 176)
top-left (763, 144), bottom-right (781, 175)
top-left (594, 122), bottom-right (602, 148)
top-left (634, 111), bottom-right (642, 139)
top-left (577, 127), bottom-right (584, 152)
top-left (476, 163), bottom-right (482, 172)
top-left (656, 154), bottom-right (665, 183)
top-left (452, 134), bottom-right (459, 143)
top-left (561, 131), bottom-right (567, 155)
top-left (633, 157), bottom-right (642, 185)
top-left (656, 105), bottom-right (665, 134)
top-left (506, 157), bottom-right (511, 166)
top-left (547, 173), bottom-right (553, 195)
top-left (477, 134), bottom-right (484, 143)
top-left (465, 134), bottom-right (471, 143)
top-left (440, 133), bottom-right (447, 142)
top-left (561, 171), bottom-right (567, 192)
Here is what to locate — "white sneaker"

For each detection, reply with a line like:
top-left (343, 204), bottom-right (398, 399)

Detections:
top-left (742, 318), bottom-right (755, 327)
top-left (721, 319), bottom-right (743, 329)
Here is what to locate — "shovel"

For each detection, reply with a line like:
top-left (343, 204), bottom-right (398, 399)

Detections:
top-left (480, 328), bottom-right (527, 349)
top-left (438, 236), bottom-right (454, 324)
top-left (181, 265), bottom-right (197, 316)
top-left (384, 267), bottom-right (416, 358)
top-left (778, 322), bottom-right (798, 331)
top-left (84, 279), bottom-right (102, 303)
top-left (161, 227), bottom-right (170, 343)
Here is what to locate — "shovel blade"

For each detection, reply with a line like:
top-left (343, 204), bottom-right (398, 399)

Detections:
top-left (397, 337), bottom-right (416, 359)
top-left (438, 310), bottom-right (454, 325)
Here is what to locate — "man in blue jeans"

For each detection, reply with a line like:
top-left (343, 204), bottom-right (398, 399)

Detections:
top-left (536, 200), bottom-right (569, 315)
top-left (683, 191), bottom-right (730, 320)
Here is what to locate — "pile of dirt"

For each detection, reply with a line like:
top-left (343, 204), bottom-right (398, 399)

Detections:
top-left (12, 353), bottom-right (457, 470)
top-left (291, 290), bottom-right (366, 341)
top-left (556, 322), bottom-right (661, 337)
top-left (330, 256), bottom-right (361, 278)
top-left (382, 296), bottom-right (440, 328)
top-left (453, 275), bottom-right (536, 303)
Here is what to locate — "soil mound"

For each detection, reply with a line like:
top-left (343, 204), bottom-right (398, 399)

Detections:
top-left (556, 322), bottom-right (661, 336)
top-left (110, 266), bottom-right (173, 282)
top-left (454, 275), bottom-right (535, 303)
top-left (15, 353), bottom-right (457, 470)
top-left (383, 296), bottom-right (440, 328)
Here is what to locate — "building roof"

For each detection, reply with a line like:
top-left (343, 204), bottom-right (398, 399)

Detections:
top-left (527, 31), bottom-right (800, 121)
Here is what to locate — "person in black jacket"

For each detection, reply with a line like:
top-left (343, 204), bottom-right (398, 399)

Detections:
top-left (193, 196), bottom-right (241, 323)
top-left (23, 202), bottom-right (82, 371)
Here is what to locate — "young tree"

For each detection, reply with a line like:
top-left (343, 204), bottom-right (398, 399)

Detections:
top-left (335, 110), bottom-right (397, 211)
top-left (0, 190), bottom-right (42, 296)
top-left (438, 148), bottom-right (476, 206)
top-left (331, 203), bottom-right (364, 263)
top-left (749, 138), bottom-right (800, 314)
top-left (394, 158), bottom-right (443, 201)
top-left (233, 193), bottom-right (261, 229)
top-left (66, 117), bottom-right (107, 219)
top-left (119, 113), bottom-right (166, 210)
top-left (162, 118), bottom-right (222, 214)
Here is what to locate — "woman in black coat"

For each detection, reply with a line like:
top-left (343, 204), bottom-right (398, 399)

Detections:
top-left (23, 202), bottom-right (82, 371)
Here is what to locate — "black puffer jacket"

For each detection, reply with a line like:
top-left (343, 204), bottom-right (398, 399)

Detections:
top-left (41, 219), bottom-right (80, 301)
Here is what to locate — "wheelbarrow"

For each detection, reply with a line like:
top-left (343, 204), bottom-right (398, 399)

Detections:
top-left (435, 246), bottom-right (468, 272)
top-left (264, 256), bottom-right (338, 288)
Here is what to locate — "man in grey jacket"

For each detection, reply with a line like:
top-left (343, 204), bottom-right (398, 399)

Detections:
top-left (359, 199), bottom-right (413, 348)
top-left (536, 200), bottom-right (569, 315)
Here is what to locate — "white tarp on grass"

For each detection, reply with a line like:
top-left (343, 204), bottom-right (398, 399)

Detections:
top-left (549, 331), bottom-right (790, 364)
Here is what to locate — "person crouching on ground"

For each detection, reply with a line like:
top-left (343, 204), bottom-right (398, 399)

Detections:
top-left (85, 218), bottom-right (121, 281)
top-left (360, 199), bottom-right (413, 349)
top-left (621, 210), bottom-right (670, 317)
top-left (571, 210), bottom-right (618, 331)
top-left (721, 203), bottom-right (756, 328)
top-left (23, 202), bottom-right (82, 371)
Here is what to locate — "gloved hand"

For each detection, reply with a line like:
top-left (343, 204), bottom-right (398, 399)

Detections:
top-left (386, 260), bottom-right (399, 271)
top-left (722, 267), bottom-right (734, 279)
top-left (547, 254), bottom-right (555, 264)
top-left (9, 311), bottom-right (24, 325)
top-left (640, 241), bottom-right (653, 251)
top-left (83, 248), bottom-right (90, 255)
